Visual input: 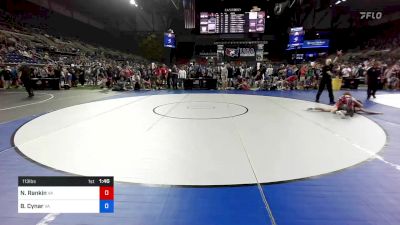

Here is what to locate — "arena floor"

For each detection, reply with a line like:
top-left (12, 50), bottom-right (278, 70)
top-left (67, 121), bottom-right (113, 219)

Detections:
top-left (1, 89), bottom-right (400, 225)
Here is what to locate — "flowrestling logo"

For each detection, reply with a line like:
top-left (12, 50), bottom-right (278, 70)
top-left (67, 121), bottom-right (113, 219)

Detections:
top-left (360, 11), bottom-right (383, 20)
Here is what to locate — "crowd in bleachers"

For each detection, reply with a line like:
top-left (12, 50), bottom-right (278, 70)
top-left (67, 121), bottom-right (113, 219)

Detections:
top-left (1, 53), bottom-right (399, 92)
top-left (361, 20), bottom-right (400, 52)
top-left (0, 8), bottom-right (148, 90)
top-left (177, 59), bottom-right (398, 91)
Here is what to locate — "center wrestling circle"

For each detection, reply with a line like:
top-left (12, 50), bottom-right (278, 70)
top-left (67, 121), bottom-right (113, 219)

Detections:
top-left (153, 101), bottom-right (249, 119)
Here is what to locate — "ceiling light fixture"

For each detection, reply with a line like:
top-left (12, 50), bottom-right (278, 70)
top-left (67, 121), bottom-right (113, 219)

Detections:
top-left (129, 0), bottom-right (138, 7)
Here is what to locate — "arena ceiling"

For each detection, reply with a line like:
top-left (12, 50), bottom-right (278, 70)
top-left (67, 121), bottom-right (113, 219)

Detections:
top-left (47, 0), bottom-right (181, 32)
top-left (30, 0), bottom-right (400, 33)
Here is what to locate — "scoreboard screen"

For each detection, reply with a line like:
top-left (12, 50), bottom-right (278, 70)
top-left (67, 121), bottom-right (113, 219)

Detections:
top-left (200, 11), bottom-right (265, 34)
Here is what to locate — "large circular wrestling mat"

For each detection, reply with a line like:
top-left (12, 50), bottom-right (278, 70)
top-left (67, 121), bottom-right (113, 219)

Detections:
top-left (14, 94), bottom-right (386, 186)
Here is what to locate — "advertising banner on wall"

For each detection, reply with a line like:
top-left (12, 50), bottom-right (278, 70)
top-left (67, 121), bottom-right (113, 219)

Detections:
top-left (225, 48), bottom-right (240, 57)
top-left (239, 48), bottom-right (255, 57)
top-left (223, 47), bottom-right (255, 58)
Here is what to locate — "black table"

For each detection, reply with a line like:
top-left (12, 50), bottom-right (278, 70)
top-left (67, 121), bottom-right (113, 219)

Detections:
top-left (184, 78), bottom-right (218, 90)
top-left (342, 77), bottom-right (363, 89)
top-left (31, 77), bottom-right (61, 90)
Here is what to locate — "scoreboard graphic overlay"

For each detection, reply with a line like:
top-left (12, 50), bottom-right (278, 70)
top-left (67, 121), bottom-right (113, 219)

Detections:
top-left (18, 177), bottom-right (114, 213)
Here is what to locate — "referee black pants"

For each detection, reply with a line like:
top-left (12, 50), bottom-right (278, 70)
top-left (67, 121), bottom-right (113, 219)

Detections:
top-left (316, 76), bottom-right (334, 103)
top-left (367, 80), bottom-right (378, 99)
top-left (171, 74), bottom-right (178, 89)
top-left (23, 79), bottom-right (34, 97)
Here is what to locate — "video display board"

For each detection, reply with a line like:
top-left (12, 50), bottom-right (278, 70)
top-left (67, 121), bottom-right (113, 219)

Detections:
top-left (164, 33), bottom-right (176, 48)
top-left (200, 10), bottom-right (265, 34)
top-left (302, 39), bottom-right (330, 49)
top-left (286, 27), bottom-right (305, 50)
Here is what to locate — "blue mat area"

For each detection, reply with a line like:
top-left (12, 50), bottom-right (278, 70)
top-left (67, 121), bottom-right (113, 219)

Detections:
top-left (256, 90), bottom-right (400, 225)
top-left (51, 185), bottom-right (271, 225)
top-left (0, 90), bottom-right (399, 225)
top-left (0, 96), bottom-right (272, 225)
top-left (0, 116), bottom-right (37, 152)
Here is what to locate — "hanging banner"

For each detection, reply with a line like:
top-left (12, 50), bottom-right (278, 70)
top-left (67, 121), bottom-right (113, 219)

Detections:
top-left (217, 45), bottom-right (224, 62)
top-left (256, 44), bottom-right (264, 61)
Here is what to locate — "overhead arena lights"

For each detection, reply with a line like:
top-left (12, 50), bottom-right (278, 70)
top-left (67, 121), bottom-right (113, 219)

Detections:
top-left (335, 0), bottom-right (346, 5)
top-left (129, 0), bottom-right (138, 7)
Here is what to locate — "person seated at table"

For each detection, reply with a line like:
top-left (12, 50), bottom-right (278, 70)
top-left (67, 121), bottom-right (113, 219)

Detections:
top-left (113, 76), bottom-right (127, 91)
top-left (141, 71), bottom-right (151, 90)
top-left (275, 76), bottom-right (285, 90)
top-left (303, 76), bottom-right (313, 90)
top-left (46, 65), bottom-right (55, 77)
top-left (65, 69), bottom-right (72, 88)
top-left (253, 70), bottom-right (262, 88)
top-left (388, 75), bottom-right (399, 89)
top-left (238, 77), bottom-right (251, 90)
top-left (133, 72), bottom-right (141, 91)
top-left (1, 66), bottom-right (12, 89)
top-left (99, 75), bottom-right (108, 89)
top-left (285, 75), bottom-right (298, 90)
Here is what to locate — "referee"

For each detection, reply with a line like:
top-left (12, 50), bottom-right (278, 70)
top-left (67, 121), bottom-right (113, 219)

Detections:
top-left (19, 64), bottom-right (34, 97)
top-left (315, 50), bottom-right (342, 104)
top-left (367, 61), bottom-right (381, 100)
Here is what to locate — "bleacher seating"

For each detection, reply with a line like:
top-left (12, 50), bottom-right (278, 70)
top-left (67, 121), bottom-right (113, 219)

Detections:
top-left (0, 8), bottom-right (146, 67)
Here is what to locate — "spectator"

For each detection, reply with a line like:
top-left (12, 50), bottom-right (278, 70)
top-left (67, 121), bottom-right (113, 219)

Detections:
top-left (178, 66), bottom-right (187, 89)
top-left (171, 65), bottom-right (178, 90)
top-left (1, 66), bottom-right (12, 89)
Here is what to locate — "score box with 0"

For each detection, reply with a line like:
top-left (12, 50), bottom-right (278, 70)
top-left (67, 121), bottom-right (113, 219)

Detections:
top-left (18, 176), bottom-right (114, 213)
